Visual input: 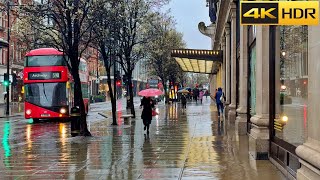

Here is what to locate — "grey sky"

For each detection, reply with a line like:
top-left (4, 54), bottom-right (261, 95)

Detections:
top-left (164, 0), bottom-right (212, 50)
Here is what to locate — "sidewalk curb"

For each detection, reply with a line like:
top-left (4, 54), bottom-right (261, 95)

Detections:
top-left (0, 102), bottom-right (23, 106)
top-left (0, 114), bottom-right (23, 118)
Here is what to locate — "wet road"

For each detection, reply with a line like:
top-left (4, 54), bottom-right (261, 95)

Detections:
top-left (0, 98), bottom-right (285, 179)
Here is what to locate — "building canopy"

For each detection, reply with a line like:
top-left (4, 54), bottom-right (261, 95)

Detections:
top-left (0, 39), bottom-right (8, 48)
top-left (171, 49), bottom-right (223, 74)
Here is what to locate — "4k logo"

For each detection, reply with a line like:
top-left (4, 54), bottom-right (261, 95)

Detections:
top-left (240, 1), bottom-right (319, 25)
top-left (244, 8), bottom-right (276, 19)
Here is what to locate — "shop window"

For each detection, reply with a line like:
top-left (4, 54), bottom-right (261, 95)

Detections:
top-left (249, 46), bottom-right (256, 115)
top-left (0, 12), bottom-right (3, 28)
top-left (276, 26), bottom-right (308, 146)
top-left (0, 49), bottom-right (3, 65)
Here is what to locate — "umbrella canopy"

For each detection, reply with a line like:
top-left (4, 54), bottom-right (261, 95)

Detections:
top-left (177, 89), bottom-right (190, 93)
top-left (138, 88), bottom-right (163, 97)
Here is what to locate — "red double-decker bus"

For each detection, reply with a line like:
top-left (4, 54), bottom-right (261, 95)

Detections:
top-left (23, 48), bottom-right (90, 122)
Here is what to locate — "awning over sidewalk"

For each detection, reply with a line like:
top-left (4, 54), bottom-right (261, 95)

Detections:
top-left (171, 49), bottom-right (223, 74)
top-left (0, 39), bottom-right (8, 48)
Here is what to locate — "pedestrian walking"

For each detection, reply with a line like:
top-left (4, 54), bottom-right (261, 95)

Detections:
top-left (193, 87), bottom-right (199, 104)
top-left (215, 87), bottom-right (225, 118)
top-left (199, 90), bottom-right (204, 104)
top-left (140, 96), bottom-right (154, 135)
top-left (213, 89), bottom-right (218, 103)
top-left (4, 93), bottom-right (7, 102)
top-left (181, 94), bottom-right (187, 109)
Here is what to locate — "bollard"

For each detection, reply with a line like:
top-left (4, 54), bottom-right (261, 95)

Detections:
top-left (126, 96), bottom-right (131, 109)
top-left (70, 106), bottom-right (80, 137)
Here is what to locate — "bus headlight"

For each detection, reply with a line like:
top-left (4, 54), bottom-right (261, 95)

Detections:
top-left (26, 109), bottom-right (32, 115)
top-left (60, 108), bottom-right (67, 114)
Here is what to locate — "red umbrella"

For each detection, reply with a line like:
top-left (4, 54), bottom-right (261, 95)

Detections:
top-left (138, 88), bottom-right (163, 97)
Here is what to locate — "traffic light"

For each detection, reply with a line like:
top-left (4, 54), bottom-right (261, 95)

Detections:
top-left (3, 73), bottom-right (9, 86)
top-left (116, 80), bottom-right (121, 86)
top-left (12, 74), bottom-right (17, 86)
top-left (122, 75), bottom-right (127, 85)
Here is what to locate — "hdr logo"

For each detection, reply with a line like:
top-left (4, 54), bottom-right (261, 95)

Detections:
top-left (240, 1), bottom-right (319, 25)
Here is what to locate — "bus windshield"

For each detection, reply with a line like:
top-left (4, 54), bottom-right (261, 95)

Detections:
top-left (25, 55), bottom-right (66, 67)
top-left (25, 83), bottom-right (67, 107)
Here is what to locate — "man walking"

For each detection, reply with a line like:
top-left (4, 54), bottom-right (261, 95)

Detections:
top-left (193, 87), bottom-right (199, 104)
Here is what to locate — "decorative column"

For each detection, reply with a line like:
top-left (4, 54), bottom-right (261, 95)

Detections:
top-left (296, 23), bottom-right (320, 180)
top-left (227, 3), bottom-right (237, 123)
top-left (225, 24), bottom-right (231, 115)
top-left (221, 38), bottom-right (226, 96)
top-left (235, 25), bottom-right (248, 135)
top-left (249, 26), bottom-right (270, 160)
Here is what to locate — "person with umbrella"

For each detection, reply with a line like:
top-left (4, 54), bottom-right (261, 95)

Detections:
top-left (138, 88), bottom-right (162, 135)
top-left (140, 96), bottom-right (154, 135)
top-left (177, 89), bottom-right (189, 109)
top-left (181, 94), bottom-right (187, 109)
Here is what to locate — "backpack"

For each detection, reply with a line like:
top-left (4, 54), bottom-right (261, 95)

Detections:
top-left (219, 93), bottom-right (225, 103)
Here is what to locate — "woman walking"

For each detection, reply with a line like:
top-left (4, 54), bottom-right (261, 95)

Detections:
top-left (181, 94), bottom-right (187, 109)
top-left (140, 96), bottom-right (154, 135)
top-left (215, 88), bottom-right (225, 118)
top-left (199, 90), bottom-right (204, 104)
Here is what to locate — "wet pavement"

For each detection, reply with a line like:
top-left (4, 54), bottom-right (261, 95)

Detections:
top-left (0, 98), bottom-right (286, 179)
top-left (0, 103), bottom-right (24, 117)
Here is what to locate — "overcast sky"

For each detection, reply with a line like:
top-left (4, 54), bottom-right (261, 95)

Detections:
top-left (164, 0), bottom-right (212, 50)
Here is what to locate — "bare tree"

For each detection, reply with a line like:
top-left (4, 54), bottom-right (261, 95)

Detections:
top-left (94, 0), bottom-right (121, 125)
top-left (146, 13), bottom-right (186, 102)
top-left (21, 0), bottom-right (99, 136)
top-left (116, 0), bottom-right (168, 118)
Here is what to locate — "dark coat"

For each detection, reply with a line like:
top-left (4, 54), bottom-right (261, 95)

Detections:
top-left (140, 97), bottom-right (154, 123)
top-left (181, 95), bottom-right (187, 104)
top-left (193, 88), bottom-right (199, 97)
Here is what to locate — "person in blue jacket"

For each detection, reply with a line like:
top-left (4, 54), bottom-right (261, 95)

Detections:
top-left (215, 87), bottom-right (225, 117)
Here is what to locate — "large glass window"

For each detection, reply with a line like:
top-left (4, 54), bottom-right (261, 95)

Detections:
top-left (249, 45), bottom-right (256, 116)
top-left (81, 84), bottom-right (89, 98)
top-left (25, 55), bottom-right (66, 67)
top-left (71, 83), bottom-right (89, 99)
top-left (276, 26), bottom-right (308, 146)
top-left (79, 61), bottom-right (87, 72)
top-left (25, 83), bottom-right (67, 107)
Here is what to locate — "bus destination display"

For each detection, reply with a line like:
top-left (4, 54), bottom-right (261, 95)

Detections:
top-left (28, 72), bottom-right (61, 80)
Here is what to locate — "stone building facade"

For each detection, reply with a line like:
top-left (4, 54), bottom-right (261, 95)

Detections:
top-left (200, 0), bottom-right (320, 179)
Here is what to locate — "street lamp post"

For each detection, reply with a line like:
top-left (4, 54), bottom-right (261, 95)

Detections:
top-left (96, 59), bottom-right (99, 95)
top-left (113, 50), bottom-right (116, 101)
top-left (5, 1), bottom-right (10, 115)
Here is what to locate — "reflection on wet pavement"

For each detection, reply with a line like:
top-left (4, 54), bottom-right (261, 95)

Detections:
top-left (0, 99), bottom-right (285, 179)
top-left (0, 103), bottom-right (24, 117)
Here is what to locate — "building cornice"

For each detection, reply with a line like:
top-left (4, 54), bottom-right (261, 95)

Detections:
top-left (198, 22), bottom-right (215, 38)
top-left (213, 1), bottom-right (235, 50)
